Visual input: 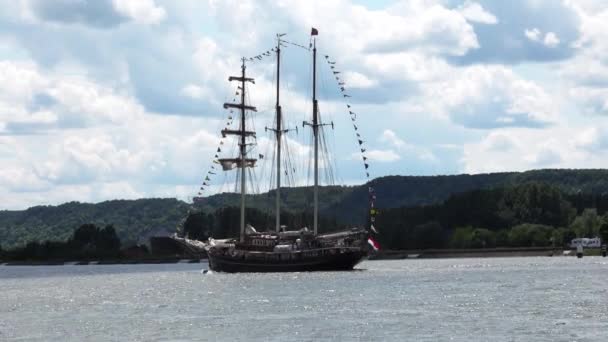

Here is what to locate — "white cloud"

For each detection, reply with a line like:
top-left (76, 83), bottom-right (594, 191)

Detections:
top-left (377, 129), bottom-right (438, 164)
top-left (525, 28), bottom-right (560, 47)
top-left (3, 0), bottom-right (608, 209)
top-left (525, 28), bottom-right (541, 41)
top-left (543, 32), bottom-right (560, 47)
top-left (354, 149), bottom-right (400, 162)
top-left (380, 129), bottom-right (406, 149)
top-left (422, 65), bottom-right (558, 129)
top-left (462, 124), bottom-right (608, 173)
top-left (342, 71), bottom-right (377, 89)
top-left (457, 1), bottom-right (498, 24)
top-left (112, 0), bottom-right (166, 25)
top-left (181, 84), bottom-right (212, 100)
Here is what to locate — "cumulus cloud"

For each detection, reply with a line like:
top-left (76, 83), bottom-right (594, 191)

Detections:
top-left (3, 1), bottom-right (608, 208)
top-left (353, 149), bottom-right (400, 162)
top-left (452, 1), bottom-right (578, 64)
top-left (525, 28), bottom-right (541, 41)
top-left (457, 1), bottom-right (498, 24)
top-left (543, 32), bottom-right (560, 47)
top-left (111, 0), bottom-right (166, 25)
top-left (525, 28), bottom-right (560, 47)
top-left (422, 65), bottom-right (558, 129)
top-left (0, 61), bottom-right (144, 134)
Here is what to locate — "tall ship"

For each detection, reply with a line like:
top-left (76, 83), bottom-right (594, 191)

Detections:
top-left (200, 29), bottom-right (377, 272)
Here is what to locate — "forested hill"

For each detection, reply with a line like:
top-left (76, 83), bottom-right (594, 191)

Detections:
top-left (0, 199), bottom-right (190, 249)
top-left (3, 169), bottom-right (608, 249)
top-left (331, 169), bottom-right (608, 223)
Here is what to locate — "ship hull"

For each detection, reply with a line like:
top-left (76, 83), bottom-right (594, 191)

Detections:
top-left (207, 248), bottom-right (366, 273)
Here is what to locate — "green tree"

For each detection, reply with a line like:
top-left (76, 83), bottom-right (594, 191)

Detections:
top-left (599, 222), bottom-right (608, 243)
top-left (570, 208), bottom-right (601, 238)
top-left (508, 224), bottom-right (554, 247)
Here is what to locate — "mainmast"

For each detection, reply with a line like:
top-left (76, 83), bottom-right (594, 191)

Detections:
top-left (220, 58), bottom-right (257, 242)
top-left (304, 28), bottom-right (320, 235)
top-left (267, 33), bottom-right (291, 233)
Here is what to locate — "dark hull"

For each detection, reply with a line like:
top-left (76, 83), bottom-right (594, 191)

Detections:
top-left (207, 248), bottom-right (366, 273)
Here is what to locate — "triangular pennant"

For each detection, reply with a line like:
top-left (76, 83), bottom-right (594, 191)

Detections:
top-left (347, 104), bottom-right (351, 108)
top-left (214, 154), bottom-right (218, 158)
top-left (259, 154), bottom-right (264, 159)
top-left (205, 176), bottom-right (210, 181)
top-left (356, 133), bottom-right (360, 137)
top-left (333, 71), bottom-right (340, 74)
top-left (365, 163), bottom-right (369, 169)
top-left (354, 125), bottom-right (358, 130)
top-left (363, 156), bottom-right (367, 161)
top-left (343, 94), bottom-right (351, 98)
top-left (325, 55), bottom-right (329, 58)
top-left (366, 172), bottom-right (370, 177)
top-left (217, 147), bottom-right (221, 152)
top-left (358, 139), bottom-right (363, 145)
top-left (361, 148), bottom-right (366, 153)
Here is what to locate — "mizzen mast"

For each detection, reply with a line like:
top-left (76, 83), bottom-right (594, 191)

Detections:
top-left (219, 58), bottom-right (257, 242)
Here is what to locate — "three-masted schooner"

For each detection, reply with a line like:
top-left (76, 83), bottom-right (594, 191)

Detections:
top-left (203, 29), bottom-right (370, 272)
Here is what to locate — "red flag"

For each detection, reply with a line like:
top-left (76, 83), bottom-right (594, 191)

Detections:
top-left (367, 237), bottom-right (380, 251)
top-left (311, 27), bottom-right (319, 36)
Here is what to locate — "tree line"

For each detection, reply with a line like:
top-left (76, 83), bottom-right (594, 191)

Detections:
top-left (1, 224), bottom-right (121, 261)
top-left (375, 182), bottom-right (608, 250)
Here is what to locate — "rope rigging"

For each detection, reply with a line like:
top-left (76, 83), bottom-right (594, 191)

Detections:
top-left (189, 38), bottom-right (379, 236)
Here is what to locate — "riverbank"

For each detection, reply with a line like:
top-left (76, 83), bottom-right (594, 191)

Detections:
top-left (372, 247), bottom-right (607, 259)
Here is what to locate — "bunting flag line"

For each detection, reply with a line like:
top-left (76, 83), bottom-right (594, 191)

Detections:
top-left (323, 54), bottom-right (373, 183)
top-left (193, 94), bottom-right (238, 200)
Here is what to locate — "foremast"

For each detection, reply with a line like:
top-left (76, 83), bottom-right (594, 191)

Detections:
top-left (219, 58), bottom-right (257, 242)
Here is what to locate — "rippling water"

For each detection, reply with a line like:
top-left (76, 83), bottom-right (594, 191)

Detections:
top-left (1, 257), bottom-right (607, 341)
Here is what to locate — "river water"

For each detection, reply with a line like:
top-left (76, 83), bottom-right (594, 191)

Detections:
top-left (1, 257), bottom-right (607, 341)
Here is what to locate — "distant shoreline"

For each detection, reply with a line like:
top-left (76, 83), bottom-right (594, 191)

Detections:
top-left (372, 247), bottom-right (607, 259)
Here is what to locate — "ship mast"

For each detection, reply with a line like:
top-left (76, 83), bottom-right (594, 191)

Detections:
top-left (274, 35), bottom-right (283, 233)
top-left (220, 58), bottom-right (257, 242)
top-left (266, 34), bottom-right (292, 233)
top-left (304, 30), bottom-right (320, 235)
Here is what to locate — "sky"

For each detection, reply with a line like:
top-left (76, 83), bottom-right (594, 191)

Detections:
top-left (2, 0), bottom-right (608, 209)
